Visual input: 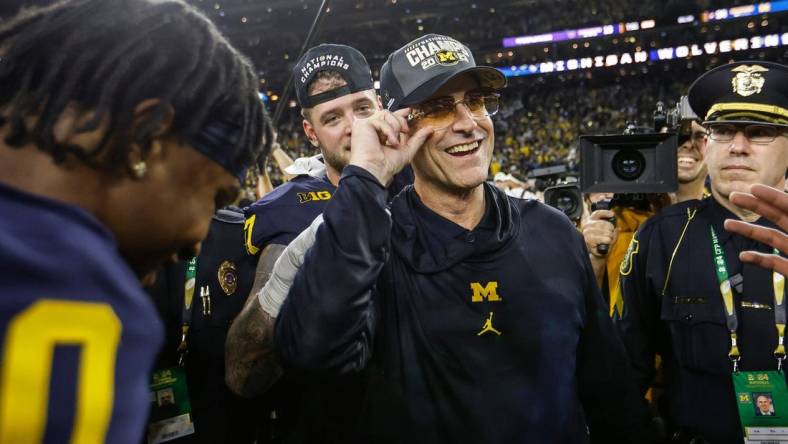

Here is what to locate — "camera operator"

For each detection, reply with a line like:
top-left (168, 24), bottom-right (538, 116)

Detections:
top-left (582, 118), bottom-right (707, 299)
top-left (582, 192), bottom-right (617, 286)
top-left (673, 120), bottom-right (710, 204)
top-left (618, 61), bottom-right (788, 444)
top-left (582, 193), bottom-right (671, 311)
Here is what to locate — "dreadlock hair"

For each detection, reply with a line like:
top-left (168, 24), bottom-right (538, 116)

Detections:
top-left (0, 0), bottom-right (266, 176)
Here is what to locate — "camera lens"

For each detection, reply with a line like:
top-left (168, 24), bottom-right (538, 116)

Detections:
top-left (612, 150), bottom-right (646, 181)
top-left (545, 184), bottom-right (582, 221)
top-left (548, 190), bottom-right (580, 218)
top-left (554, 193), bottom-right (578, 215)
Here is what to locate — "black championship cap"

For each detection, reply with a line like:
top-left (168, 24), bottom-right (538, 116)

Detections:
top-left (688, 60), bottom-right (788, 127)
top-left (380, 34), bottom-right (506, 111)
top-left (293, 44), bottom-right (374, 108)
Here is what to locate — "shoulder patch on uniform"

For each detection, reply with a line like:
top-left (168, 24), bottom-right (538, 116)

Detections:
top-left (244, 214), bottom-right (260, 256)
top-left (619, 237), bottom-right (640, 276)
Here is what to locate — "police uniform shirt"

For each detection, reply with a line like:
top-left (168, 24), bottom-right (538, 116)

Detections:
top-left (146, 207), bottom-right (274, 444)
top-left (0, 181), bottom-right (163, 443)
top-left (244, 174), bottom-right (335, 254)
top-left (276, 166), bottom-right (653, 444)
top-left (618, 196), bottom-right (781, 444)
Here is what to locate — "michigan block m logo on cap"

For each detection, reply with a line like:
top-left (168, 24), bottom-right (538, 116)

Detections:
top-left (436, 50), bottom-right (459, 66)
top-left (731, 65), bottom-right (768, 97)
top-left (470, 282), bottom-right (503, 302)
top-left (404, 36), bottom-right (470, 71)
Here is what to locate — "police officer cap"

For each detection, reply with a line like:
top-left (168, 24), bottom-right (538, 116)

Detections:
top-left (688, 60), bottom-right (788, 127)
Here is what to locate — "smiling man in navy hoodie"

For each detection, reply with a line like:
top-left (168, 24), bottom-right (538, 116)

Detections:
top-left (275, 34), bottom-right (656, 444)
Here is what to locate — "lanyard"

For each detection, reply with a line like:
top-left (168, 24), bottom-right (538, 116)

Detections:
top-left (177, 257), bottom-right (198, 366)
top-left (709, 225), bottom-right (786, 372)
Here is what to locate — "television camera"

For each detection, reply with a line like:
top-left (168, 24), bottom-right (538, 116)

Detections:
top-left (580, 96), bottom-right (699, 253)
top-left (529, 164), bottom-right (583, 222)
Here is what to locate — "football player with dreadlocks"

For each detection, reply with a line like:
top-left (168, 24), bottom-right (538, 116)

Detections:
top-left (0, 0), bottom-right (265, 442)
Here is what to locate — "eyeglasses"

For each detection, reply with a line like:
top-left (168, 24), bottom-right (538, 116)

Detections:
top-left (407, 91), bottom-right (500, 129)
top-left (707, 123), bottom-right (787, 144)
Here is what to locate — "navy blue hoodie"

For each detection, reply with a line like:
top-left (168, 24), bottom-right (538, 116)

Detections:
top-left (276, 166), bottom-right (652, 443)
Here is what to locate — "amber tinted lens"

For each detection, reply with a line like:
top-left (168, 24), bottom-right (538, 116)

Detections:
top-left (465, 94), bottom-right (486, 115)
top-left (412, 93), bottom-right (500, 129)
top-left (414, 97), bottom-right (457, 128)
top-left (481, 94), bottom-right (500, 117)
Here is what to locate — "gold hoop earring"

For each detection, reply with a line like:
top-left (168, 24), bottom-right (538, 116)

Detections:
top-left (132, 161), bottom-right (147, 179)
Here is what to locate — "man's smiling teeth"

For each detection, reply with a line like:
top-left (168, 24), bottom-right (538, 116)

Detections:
top-left (446, 141), bottom-right (479, 154)
top-left (678, 156), bottom-right (697, 165)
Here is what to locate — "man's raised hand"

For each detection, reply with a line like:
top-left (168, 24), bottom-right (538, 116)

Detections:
top-left (349, 108), bottom-right (433, 186)
top-left (724, 184), bottom-right (788, 276)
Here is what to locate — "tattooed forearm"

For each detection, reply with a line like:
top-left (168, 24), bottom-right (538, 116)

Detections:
top-left (225, 301), bottom-right (281, 397)
top-left (225, 244), bottom-right (286, 397)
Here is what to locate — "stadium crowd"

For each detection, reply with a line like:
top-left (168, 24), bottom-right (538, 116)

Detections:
top-left (217, 0), bottom-right (768, 91)
top-left (266, 63), bottom-right (699, 184)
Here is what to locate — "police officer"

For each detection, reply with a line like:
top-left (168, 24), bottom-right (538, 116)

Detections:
top-left (618, 61), bottom-right (788, 443)
top-left (143, 101), bottom-right (275, 443)
top-left (146, 205), bottom-right (272, 443)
